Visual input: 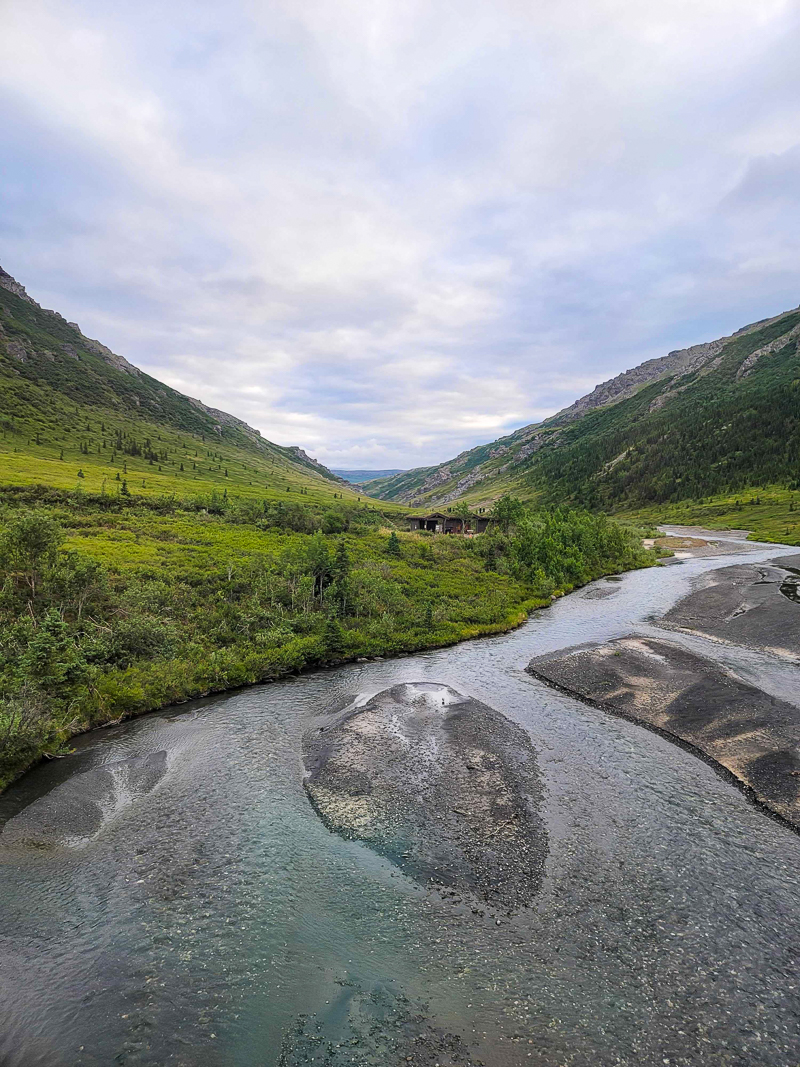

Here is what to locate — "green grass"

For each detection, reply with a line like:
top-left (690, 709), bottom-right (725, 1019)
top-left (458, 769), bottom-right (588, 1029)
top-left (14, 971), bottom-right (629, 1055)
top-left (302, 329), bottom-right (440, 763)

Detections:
top-left (0, 496), bottom-right (656, 791)
top-left (619, 485), bottom-right (800, 545)
top-left (0, 373), bottom-right (371, 507)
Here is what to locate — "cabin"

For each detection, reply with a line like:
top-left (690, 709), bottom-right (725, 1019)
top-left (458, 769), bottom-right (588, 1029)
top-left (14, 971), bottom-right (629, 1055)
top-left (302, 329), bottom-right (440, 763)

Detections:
top-left (407, 512), bottom-right (493, 535)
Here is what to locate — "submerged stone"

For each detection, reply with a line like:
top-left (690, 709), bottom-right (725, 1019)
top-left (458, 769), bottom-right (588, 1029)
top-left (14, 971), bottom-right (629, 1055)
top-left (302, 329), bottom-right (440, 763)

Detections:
top-left (1, 751), bottom-right (168, 848)
top-left (303, 682), bottom-right (548, 912)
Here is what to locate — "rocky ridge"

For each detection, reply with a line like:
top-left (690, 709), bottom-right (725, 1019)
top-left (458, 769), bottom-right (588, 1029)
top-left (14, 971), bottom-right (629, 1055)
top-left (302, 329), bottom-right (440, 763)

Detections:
top-left (364, 303), bottom-right (800, 507)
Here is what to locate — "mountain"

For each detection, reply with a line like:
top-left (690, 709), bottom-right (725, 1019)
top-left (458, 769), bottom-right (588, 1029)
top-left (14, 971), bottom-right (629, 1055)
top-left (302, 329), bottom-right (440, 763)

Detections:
top-left (363, 305), bottom-right (800, 510)
top-left (0, 266), bottom-right (353, 503)
top-left (330, 468), bottom-right (406, 483)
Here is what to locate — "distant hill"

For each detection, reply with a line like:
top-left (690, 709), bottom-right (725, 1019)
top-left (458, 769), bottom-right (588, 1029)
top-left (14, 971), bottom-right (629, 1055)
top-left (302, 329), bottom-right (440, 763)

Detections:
top-left (363, 305), bottom-right (800, 511)
top-left (330, 468), bottom-right (406, 484)
top-left (0, 266), bottom-right (353, 503)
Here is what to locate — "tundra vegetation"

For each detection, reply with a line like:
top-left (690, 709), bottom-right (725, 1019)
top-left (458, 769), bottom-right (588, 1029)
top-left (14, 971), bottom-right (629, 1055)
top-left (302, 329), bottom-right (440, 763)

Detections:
top-left (0, 489), bottom-right (654, 789)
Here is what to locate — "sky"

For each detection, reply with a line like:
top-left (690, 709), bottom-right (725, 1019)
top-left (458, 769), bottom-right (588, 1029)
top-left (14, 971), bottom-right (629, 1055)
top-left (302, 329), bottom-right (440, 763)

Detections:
top-left (1, 0), bottom-right (799, 470)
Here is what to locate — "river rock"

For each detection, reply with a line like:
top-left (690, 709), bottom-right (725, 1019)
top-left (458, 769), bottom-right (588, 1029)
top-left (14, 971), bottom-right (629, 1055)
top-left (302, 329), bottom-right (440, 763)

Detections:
top-left (658, 560), bottom-right (800, 657)
top-left (528, 638), bottom-right (800, 827)
top-left (303, 682), bottom-right (548, 912)
top-left (1, 751), bottom-right (168, 848)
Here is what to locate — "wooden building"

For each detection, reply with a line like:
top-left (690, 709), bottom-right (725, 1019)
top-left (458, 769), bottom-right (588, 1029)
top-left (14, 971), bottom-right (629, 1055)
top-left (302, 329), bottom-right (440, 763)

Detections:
top-left (407, 512), bottom-right (493, 534)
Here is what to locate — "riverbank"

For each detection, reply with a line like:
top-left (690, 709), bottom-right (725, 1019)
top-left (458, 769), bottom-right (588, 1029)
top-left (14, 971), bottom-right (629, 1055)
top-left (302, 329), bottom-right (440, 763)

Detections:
top-left (0, 500), bottom-right (655, 792)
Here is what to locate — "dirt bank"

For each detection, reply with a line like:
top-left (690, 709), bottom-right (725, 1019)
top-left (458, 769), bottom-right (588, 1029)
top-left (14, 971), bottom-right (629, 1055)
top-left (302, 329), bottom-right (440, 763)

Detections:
top-left (528, 637), bottom-right (800, 829)
top-left (303, 682), bottom-right (548, 914)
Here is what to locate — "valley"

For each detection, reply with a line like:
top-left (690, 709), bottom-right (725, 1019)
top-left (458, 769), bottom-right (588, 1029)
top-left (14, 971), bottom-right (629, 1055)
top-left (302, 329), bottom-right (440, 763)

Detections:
top-left (363, 306), bottom-right (800, 547)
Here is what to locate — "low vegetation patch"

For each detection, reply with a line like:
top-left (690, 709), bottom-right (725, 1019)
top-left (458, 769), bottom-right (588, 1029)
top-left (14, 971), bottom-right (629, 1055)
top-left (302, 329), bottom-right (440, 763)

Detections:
top-left (0, 492), bottom-right (655, 790)
top-left (621, 485), bottom-right (800, 545)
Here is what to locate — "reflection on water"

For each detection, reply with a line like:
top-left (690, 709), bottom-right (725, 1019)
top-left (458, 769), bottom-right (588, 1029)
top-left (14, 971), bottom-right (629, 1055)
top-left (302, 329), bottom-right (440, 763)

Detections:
top-left (0, 542), bottom-right (799, 1066)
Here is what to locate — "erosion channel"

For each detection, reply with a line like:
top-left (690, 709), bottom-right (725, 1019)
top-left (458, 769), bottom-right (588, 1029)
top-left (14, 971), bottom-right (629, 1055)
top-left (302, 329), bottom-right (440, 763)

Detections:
top-left (0, 531), bottom-right (798, 1067)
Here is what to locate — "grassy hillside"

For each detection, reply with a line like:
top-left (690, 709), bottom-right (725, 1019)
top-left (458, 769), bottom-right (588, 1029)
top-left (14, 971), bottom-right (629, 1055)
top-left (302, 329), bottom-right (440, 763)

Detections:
top-left (364, 306), bottom-right (800, 547)
top-left (0, 268), bottom-right (358, 506)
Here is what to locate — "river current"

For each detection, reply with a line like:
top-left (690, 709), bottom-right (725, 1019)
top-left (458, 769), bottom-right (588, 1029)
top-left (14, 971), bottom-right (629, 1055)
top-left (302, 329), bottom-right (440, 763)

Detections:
top-left (1, 539), bottom-right (798, 1066)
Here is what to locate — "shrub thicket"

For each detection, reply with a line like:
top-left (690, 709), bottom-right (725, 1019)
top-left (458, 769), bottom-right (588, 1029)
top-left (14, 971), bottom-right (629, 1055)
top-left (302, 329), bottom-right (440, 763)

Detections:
top-left (0, 494), bottom-right (654, 789)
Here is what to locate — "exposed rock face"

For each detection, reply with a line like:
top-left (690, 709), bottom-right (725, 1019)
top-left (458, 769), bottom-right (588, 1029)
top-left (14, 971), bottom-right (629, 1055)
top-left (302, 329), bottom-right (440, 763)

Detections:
top-left (736, 321), bottom-right (800, 379)
top-left (529, 636), bottom-right (800, 828)
top-left (551, 339), bottom-right (728, 423)
top-left (1, 751), bottom-right (168, 848)
top-left (418, 464), bottom-right (453, 494)
top-left (287, 446), bottom-right (347, 482)
top-left (0, 267), bottom-right (36, 304)
top-left (6, 339), bottom-right (27, 362)
top-left (303, 682), bottom-right (548, 913)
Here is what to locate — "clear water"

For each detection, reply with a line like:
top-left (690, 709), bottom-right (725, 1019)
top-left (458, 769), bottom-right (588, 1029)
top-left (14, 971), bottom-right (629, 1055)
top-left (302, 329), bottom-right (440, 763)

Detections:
top-left (1, 542), bottom-right (798, 1066)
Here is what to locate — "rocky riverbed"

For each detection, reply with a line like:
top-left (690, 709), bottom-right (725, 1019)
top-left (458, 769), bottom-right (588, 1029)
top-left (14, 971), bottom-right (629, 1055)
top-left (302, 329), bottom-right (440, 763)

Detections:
top-left (528, 547), bottom-right (800, 829)
top-left (303, 682), bottom-right (549, 915)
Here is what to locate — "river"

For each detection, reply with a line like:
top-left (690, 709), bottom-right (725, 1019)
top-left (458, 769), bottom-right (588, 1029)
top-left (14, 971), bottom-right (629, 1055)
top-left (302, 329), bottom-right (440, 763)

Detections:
top-left (1, 537), bottom-right (798, 1066)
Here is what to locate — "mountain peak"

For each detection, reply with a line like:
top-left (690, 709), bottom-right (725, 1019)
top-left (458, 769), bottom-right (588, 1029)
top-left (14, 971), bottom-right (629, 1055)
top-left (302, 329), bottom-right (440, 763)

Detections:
top-left (0, 266), bottom-right (37, 306)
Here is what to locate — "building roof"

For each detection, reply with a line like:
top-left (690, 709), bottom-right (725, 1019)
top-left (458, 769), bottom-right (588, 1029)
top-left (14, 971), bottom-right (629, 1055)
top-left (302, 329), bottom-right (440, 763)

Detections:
top-left (408, 511), bottom-right (493, 521)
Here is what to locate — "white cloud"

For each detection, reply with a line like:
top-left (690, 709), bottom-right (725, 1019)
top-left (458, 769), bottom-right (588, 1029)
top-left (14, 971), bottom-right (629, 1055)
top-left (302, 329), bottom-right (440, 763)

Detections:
top-left (0, 0), bottom-right (799, 467)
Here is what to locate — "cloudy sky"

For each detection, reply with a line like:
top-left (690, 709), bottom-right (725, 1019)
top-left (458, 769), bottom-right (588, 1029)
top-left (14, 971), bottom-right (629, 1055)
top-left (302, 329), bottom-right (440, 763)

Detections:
top-left (1, 0), bottom-right (799, 469)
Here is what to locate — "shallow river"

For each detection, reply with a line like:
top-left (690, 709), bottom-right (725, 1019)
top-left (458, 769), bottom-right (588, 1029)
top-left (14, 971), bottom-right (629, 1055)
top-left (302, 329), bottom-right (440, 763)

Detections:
top-left (1, 540), bottom-right (799, 1067)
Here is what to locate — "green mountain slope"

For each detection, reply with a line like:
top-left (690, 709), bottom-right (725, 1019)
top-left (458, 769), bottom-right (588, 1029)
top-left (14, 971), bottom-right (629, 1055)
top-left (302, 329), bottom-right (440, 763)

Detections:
top-left (364, 305), bottom-right (800, 514)
top-left (0, 266), bottom-right (355, 504)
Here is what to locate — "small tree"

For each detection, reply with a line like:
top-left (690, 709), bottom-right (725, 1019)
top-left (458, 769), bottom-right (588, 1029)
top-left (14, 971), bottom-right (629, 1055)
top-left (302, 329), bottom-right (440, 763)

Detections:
top-left (0, 511), bottom-right (63, 599)
top-left (323, 615), bottom-right (345, 657)
top-left (20, 609), bottom-right (88, 694)
top-left (491, 495), bottom-right (526, 534)
top-left (330, 540), bottom-right (351, 614)
top-left (387, 531), bottom-right (401, 557)
top-left (454, 500), bottom-right (472, 533)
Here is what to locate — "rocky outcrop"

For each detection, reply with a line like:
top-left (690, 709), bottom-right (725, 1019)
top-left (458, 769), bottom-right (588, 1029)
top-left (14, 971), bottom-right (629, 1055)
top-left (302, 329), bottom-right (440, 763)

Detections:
top-left (550, 338), bottom-right (728, 424)
top-left (287, 445), bottom-right (346, 481)
top-left (736, 321), bottom-right (800, 379)
top-left (0, 266), bottom-right (37, 305)
top-left (5, 339), bottom-right (28, 362)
